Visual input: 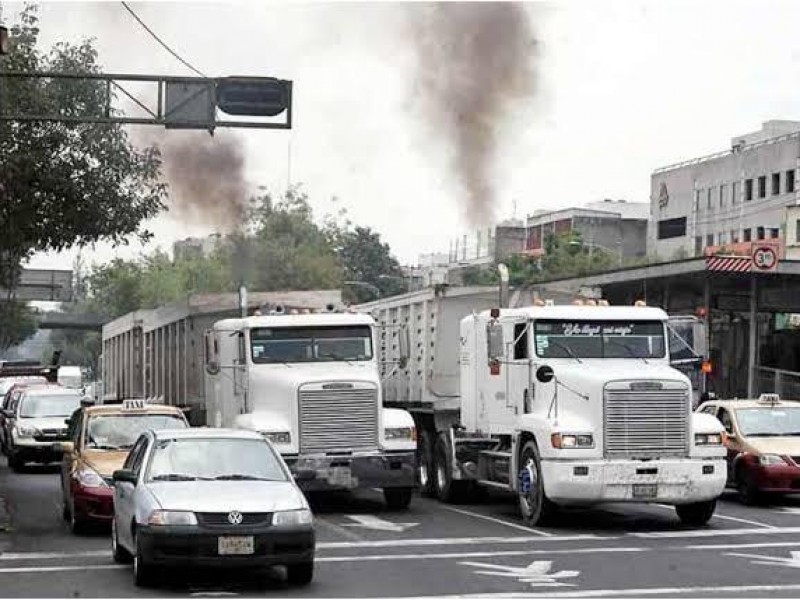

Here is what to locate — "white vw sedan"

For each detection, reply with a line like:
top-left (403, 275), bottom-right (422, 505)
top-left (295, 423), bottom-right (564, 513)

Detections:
top-left (111, 428), bottom-right (315, 587)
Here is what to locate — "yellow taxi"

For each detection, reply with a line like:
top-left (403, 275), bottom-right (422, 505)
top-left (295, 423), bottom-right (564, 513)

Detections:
top-left (59, 399), bottom-right (189, 532)
top-left (697, 394), bottom-right (800, 504)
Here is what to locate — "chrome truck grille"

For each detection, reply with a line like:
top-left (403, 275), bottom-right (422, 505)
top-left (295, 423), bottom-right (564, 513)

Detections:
top-left (604, 381), bottom-right (690, 459)
top-left (299, 384), bottom-right (379, 454)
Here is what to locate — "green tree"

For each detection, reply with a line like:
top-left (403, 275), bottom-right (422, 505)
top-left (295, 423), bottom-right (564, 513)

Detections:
top-left (0, 302), bottom-right (37, 352)
top-left (334, 227), bottom-right (405, 303)
top-left (0, 5), bottom-right (167, 289)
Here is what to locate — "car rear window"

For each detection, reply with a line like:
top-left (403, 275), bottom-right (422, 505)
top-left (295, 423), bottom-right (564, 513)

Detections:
top-left (86, 413), bottom-right (188, 450)
top-left (20, 394), bottom-right (82, 418)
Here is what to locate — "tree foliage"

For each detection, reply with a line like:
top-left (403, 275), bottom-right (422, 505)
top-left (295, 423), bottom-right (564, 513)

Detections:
top-left (0, 4), bottom-right (166, 287)
top-left (0, 302), bottom-right (38, 352)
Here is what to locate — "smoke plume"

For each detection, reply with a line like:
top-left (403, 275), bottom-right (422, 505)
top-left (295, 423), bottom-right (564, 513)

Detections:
top-left (134, 129), bottom-right (249, 232)
top-left (407, 3), bottom-right (536, 225)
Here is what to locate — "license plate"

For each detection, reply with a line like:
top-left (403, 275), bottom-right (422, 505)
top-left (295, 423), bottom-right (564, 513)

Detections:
top-left (632, 484), bottom-right (658, 499)
top-left (326, 466), bottom-right (353, 488)
top-left (218, 536), bottom-right (254, 555)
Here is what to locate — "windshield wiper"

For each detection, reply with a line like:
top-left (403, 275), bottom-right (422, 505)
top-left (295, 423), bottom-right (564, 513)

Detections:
top-left (150, 473), bottom-right (205, 481)
top-left (318, 351), bottom-right (354, 366)
top-left (213, 474), bottom-right (273, 481)
top-left (547, 340), bottom-right (583, 364)
top-left (606, 339), bottom-right (649, 364)
top-left (90, 444), bottom-right (122, 451)
top-left (744, 432), bottom-right (783, 437)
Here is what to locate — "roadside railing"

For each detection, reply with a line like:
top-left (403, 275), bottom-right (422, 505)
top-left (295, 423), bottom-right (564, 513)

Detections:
top-left (752, 366), bottom-right (800, 400)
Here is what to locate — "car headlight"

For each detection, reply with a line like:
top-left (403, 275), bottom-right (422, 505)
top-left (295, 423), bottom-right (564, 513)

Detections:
top-left (759, 454), bottom-right (787, 466)
top-left (272, 508), bottom-right (313, 526)
top-left (147, 510), bottom-right (198, 526)
top-left (551, 432), bottom-right (594, 449)
top-left (75, 467), bottom-right (107, 488)
top-left (15, 425), bottom-right (40, 438)
top-left (260, 431), bottom-right (291, 444)
top-left (384, 427), bottom-right (415, 441)
top-left (695, 433), bottom-right (724, 446)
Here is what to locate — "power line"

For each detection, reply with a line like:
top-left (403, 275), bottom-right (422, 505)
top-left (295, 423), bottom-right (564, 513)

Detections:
top-left (119, 2), bottom-right (208, 78)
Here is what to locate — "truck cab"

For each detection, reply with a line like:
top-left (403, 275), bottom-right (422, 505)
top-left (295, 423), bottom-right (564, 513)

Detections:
top-left (459, 303), bottom-right (727, 525)
top-left (203, 310), bottom-right (417, 509)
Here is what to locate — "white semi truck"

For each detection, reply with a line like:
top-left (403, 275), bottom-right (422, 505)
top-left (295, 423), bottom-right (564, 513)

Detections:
top-left (356, 276), bottom-right (727, 525)
top-left (100, 292), bottom-right (417, 509)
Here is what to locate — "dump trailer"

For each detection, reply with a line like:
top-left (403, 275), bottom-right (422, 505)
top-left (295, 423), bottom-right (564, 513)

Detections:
top-left (356, 278), bottom-right (726, 526)
top-left (101, 290), bottom-right (416, 508)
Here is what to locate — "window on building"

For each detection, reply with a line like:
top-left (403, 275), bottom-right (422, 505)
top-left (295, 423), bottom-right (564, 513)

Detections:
top-left (743, 228), bottom-right (752, 242)
top-left (796, 220), bottom-right (800, 243)
top-left (770, 228), bottom-right (780, 239)
top-left (758, 176), bottom-right (767, 198)
top-left (731, 230), bottom-right (739, 243)
top-left (773, 173), bottom-right (781, 195)
top-left (720, 184), bottom-right (726, 207)
top-left (694, 190), bottom-right (701, 211)
top-left (707, 188), bottom-right (713, 209)
top-left (657, 217), bottom-right (687, 240)
top-left (694, 236), bottom-right (703, 256)
top-left (757, 226), bottom-right (765, 240)
top-left (745, 179), bottom-right (753, 201)
top-left (706, 234), bottom-right (714, 247)
top-left (732, 181), bottom-right (739, 204)
top-left (788, 170), bottom-right (796, 194)
top-left (718, 232), bottom-right (726, 245)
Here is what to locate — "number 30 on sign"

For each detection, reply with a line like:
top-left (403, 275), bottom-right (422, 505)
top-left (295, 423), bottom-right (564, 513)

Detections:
top-left (752, 246), bottom-right (778, 271)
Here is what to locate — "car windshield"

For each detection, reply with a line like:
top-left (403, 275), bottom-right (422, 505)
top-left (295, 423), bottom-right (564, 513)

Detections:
top-left (534, 320), bottom-right (666, 359)
top-left (735, 407), bottom-right (800, 436)
top-left (86, 414), bottom-right (188, 450)
top-left (20, 394), bottom-right (82, 418)
top-left (250, 325), bottom-right (373, 363)
top-left (146, 437), bottom-right (288, 482)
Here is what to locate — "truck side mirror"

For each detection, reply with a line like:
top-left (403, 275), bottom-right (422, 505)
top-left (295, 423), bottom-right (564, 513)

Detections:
top-left (536, 365), bottom-right (554, 383)
top-left (487, 321), bottom-right (504, 361)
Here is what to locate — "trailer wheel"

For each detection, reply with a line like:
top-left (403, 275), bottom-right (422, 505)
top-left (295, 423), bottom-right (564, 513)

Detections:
top-left (675, 500), bottom-right (716, 526)
top-left (434, 432), bottom-right (468, 503)
top-left (417, 429), bottom-right (436, 497)
top-left (517, 440), bottom-right (557, 526)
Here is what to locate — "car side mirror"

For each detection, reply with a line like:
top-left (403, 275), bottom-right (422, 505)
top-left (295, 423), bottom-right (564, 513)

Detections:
top-left (112, 469), bottom-right (137, 485)
top-left (3, 409), bottom-right (14, 419)
top-left (58, 441), bottom-right (74, 453)
top-left (536, 365), bottom-right (555, 383)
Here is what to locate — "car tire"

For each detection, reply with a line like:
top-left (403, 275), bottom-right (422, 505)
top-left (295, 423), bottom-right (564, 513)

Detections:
top-left (417, 429), bottom-right (436, 497)
top-left (675, 500), bottom-right (716, 526)
top-left (433, 432), bottom-right (470, 503)
top-left (8, 453), bottom-right (23, 473)
top-left (112, 518), bottom-right (132, 564)
top-left (61, 501), bottom-right (70, 522)
top-left (737, 471), bottom-right (761, 506)
top-left (383, 487), bottom-right (413, 511)
top-left (133, 530), bottom-right (156, 587)
top-left (517, 440), bottom-right (557, 526)
top-left (286, 561), bottom-right (314, 586)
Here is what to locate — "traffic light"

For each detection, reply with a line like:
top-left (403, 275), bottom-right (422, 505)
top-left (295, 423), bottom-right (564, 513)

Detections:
top-left (0, 26), bottom-right (9, 56)
top-left (215, 77), bottom-right (290, 117)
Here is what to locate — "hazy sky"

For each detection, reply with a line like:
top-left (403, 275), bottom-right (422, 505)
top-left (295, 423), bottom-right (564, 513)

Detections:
top-left (12, 0), bottom-right (800, 271)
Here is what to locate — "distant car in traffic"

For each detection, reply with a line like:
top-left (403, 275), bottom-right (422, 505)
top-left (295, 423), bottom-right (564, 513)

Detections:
top-left (0, 377), bottom-right (49, 454)
top-left (4, 386), bottom-right (83, 471)
top-left (111, 428), bottom-right (315, 587)
top-left (59, 399), bottom-right (190, 533)
top-left (698, 394), bottom-right (800, 504)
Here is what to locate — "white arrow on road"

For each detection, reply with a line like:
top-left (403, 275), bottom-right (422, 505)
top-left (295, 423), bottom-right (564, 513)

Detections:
top-left (461, 560), bottom-right (580, 588)
top-left (343, 515), bottom-right (419, 532)
top-left (728, 550), bottom-right (800, 569)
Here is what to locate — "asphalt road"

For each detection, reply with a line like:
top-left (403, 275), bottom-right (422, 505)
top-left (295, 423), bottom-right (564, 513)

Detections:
top-left (4, 459), bottom-right (800, 597)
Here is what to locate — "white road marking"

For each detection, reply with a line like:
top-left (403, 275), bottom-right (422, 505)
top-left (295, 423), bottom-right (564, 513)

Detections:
top-left (0, 565), bottom-right (125, 574)
top-left (318, 534), bottom-right (611, 550)
top-left (771, 507), bottom-right (800, 515)
top-left (727, 550), bottom-right (800, 569)
top-left (317, 547), bottom-right (645, 563)
top-left (683, 541), bottom-right (800, 550)
top-left (0, 550), bottom-right (108, 560)
top-left (439, 506), bottom-right (553, 537)
top-left (420, 584), bottom-right (800, 598)
top-left (631, 525), bottom-right (800, 538)
top-left (653, 502), bottom-right (775, 528)
top-left (315, 515), bottom-right (365, 542)
top-left (342, 514), bottom-right (419, 532)
top-left (461, 560), bottom-right (579, 588)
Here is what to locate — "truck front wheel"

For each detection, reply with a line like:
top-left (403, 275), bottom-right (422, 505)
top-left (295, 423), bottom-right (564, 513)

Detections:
top-left (675, 500), bottom-right (716, 526)
top-left (518, 440), bottom-right (557, 526)
top-left (417, 430), bottom-right (436, 497)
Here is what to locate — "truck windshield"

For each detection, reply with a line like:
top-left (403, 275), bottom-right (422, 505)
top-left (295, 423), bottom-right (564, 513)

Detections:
top-left (250, 325), bottom-right (373, 364)
top-left (534, 320), bottom-right (666, 359)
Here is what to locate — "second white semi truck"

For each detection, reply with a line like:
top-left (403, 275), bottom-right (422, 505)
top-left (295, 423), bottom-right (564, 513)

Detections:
top-left (356, 276), bottom-right (727, 525)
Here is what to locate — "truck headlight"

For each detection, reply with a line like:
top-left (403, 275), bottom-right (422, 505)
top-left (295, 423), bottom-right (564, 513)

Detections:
top-left (384, 427), bottom-right (416, 441)
top-left (15, 425), bottom-right (40, 438)
top-left (758, 454), bottom-right (787, 466)
top-left (551, 432), bottom-right (594, 449)
top-left (75, 467), bottom-right (107, 488)
top-left (147, 510), bottom-right (198, 526)
top-left (273, 508), bottom-right (313, 526)
top-left (694, 433), bottom-right (724, 446)
top-left (260, 431), bottom-right (291, 444)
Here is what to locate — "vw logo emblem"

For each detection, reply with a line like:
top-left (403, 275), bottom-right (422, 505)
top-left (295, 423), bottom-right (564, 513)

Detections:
top-left (227, 511), bottom-right (243, 525)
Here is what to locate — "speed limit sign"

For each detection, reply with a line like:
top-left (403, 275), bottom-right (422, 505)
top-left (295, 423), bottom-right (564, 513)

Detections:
top-left (752, 246), bottom-right (778, 271)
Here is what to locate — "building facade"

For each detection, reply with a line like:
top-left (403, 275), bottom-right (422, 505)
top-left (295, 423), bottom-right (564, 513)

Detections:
top-left (650, 120), bottom-right (800, 259)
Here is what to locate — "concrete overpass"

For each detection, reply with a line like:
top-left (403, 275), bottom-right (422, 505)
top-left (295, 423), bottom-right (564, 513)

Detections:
top-left (37, 312), bottom-right (105, 331)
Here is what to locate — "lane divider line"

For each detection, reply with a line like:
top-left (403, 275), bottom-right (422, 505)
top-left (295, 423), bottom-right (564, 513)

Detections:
top-left (318, 534), bottom-right (612, 550)
top-left (653, 503), bottom-right (776, 529)
top-left (438, 506), bottom-right (553, 537)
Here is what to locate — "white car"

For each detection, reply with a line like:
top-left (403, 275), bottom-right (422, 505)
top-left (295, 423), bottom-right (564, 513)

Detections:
top-left (111, 428), bottom-right (316, 587)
